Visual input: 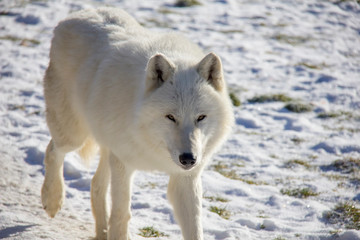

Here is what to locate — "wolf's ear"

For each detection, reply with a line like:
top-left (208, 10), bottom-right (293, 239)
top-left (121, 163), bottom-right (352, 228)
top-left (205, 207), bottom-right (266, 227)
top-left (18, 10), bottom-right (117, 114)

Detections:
top-left (197, 53), bottom-right (224, 92)
top-left (146, 53), bottom-right (175, 92)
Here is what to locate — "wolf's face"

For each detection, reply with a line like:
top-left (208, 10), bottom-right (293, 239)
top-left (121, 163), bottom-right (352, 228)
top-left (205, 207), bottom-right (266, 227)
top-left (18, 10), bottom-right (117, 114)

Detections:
top-left (142, 53), bottom-right (233, 172)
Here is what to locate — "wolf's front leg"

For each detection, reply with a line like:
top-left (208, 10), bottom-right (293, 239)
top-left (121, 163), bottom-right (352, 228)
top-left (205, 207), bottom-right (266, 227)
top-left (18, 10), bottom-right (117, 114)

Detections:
top-left (168, 174), bottom-right (204, 240)
top-left (107, 153), bottom-right (134, 240)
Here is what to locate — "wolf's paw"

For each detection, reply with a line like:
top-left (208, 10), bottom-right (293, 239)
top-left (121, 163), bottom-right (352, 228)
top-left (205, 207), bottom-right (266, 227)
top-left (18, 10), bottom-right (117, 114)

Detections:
top-left (94, 231), bottom-right (107, 240)
top-left (41, 178), bottom-right (64, 218)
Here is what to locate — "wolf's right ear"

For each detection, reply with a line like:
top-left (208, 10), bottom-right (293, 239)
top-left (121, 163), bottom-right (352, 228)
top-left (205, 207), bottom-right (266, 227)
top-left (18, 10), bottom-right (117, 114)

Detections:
top-left (146, 53), bottom-right (175, 92)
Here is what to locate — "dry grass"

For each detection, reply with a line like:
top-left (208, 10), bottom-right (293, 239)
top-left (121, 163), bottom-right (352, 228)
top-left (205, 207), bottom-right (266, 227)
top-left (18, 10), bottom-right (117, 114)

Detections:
top-left (209, 206), bottom-right (231, 220)
top-left (280, 187), bottom-right (319, 198)
top-left (138, 226), bottom-right (169, 238)
top-left (248, 94), bottom-right (292, 103)
top-left (323, 202), bottom-right (360, 230)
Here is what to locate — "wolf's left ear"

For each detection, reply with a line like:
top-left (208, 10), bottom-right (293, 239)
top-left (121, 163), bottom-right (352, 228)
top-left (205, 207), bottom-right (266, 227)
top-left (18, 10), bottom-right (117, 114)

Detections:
top-left (197, 52), bottom-right (224, 92)
top-left (146, 53), bottom-right (175, 92)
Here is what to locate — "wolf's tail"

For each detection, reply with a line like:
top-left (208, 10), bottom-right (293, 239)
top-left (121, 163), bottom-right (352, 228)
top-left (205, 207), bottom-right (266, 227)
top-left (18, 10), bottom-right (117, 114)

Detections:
top-left (77, 137), bottom-right (98, 167)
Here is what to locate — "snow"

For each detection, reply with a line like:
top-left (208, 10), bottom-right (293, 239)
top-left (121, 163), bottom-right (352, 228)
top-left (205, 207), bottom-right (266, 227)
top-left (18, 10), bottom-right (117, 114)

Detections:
top-left (1, 0), bottom-right (359, 239)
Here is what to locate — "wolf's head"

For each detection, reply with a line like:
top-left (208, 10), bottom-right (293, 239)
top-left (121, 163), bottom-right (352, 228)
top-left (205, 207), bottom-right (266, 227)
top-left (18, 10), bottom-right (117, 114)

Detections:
top-left (141, 53), bottom-right (234, 173)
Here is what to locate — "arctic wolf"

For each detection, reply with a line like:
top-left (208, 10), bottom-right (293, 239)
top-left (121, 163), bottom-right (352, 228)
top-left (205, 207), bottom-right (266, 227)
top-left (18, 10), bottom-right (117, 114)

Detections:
top-left (41, 7), bottom-right (233, 240)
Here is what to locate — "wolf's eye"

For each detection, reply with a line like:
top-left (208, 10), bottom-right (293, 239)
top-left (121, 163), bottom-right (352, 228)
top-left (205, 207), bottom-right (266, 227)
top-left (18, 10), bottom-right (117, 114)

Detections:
top-left (166, 114), bottom-right (176, 123)
top-left (197, 115), bottom-right (207, 122)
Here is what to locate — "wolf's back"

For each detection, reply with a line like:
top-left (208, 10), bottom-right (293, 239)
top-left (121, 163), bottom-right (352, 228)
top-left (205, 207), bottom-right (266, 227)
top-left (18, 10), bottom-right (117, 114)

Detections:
top-left (48, 8), bottom-right (143, 75)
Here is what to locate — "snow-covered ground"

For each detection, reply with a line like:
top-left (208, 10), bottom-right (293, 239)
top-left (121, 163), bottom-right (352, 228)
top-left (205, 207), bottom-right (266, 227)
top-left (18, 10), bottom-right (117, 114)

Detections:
top-left (1, 0), bottom-right (359, 239)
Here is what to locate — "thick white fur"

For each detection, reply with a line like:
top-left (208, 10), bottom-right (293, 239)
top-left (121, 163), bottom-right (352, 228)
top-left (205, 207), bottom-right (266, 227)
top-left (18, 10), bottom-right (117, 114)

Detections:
top-left (41, 7), bottom-right (234, 240)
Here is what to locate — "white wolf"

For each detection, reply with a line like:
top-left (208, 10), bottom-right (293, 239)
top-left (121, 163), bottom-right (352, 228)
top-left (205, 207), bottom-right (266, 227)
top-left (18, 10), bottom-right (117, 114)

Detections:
top-left (41, 7), bottom-right (233, 240)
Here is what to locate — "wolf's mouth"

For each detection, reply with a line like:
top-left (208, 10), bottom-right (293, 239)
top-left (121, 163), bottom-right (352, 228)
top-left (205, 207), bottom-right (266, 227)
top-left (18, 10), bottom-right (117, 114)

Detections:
top-left (180, 164), bottom-right (196, 171)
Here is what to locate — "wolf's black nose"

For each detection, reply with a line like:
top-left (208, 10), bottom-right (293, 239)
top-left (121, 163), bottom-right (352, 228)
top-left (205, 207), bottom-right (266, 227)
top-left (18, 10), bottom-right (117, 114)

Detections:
top-left (179, 153), bottom-right (196, 167)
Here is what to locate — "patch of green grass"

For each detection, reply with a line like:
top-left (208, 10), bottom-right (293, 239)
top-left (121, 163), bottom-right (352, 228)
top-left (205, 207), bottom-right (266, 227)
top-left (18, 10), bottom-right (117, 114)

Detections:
top-left (272, 34), bottom-right (310, 46)
top-left (174, 0), bottom-right (202, 7)
top-left (219, 29), bottom-right (244, 34)
top-left (317, 111), bottom-right (351, 119)
top-left (158, 8), bottom-right (180, 15)
top-left (317, 111), bottom-right (357, 120)
top-left (243, 130), bottom-right (264, 136)
top-left (209, 206), bottom-right (231, 220)
top-left (229, 92), bottom-right (241, 106)
top-left (138, 226), bottom-right (169, 238)
top-left (346, 127), bottom-right (360, 133)
top-left (1, 0), bottom-right (48, 8)
top-left (233, 162), bottom-right (246, 168)
top-left (323, 125), bottom-right (360, 133)
top-left (28, 110), bottom-right (41, 116)
top-left (211, 162), bottom-right (267, 185)
top-left (0, 35), bottom-right (21, 42)
top-left (221, 170), bottom-right (240, 180)
top-left (8, 104), bottom-right (26, 111)
top-left (284, 102), bottom-right (313, 113)
top-left (290, 137), bottom-right (305, 145)
top-left (0, 35), bottom-right (40, 46)
top-left (333, 158), bottom-right (360, 174)
top-left (297, 62), bottom-right (330, 70)
top-left (248, 94), bottom-right (292, 103)
top-left (238, 177), bottom-right (268, 185)
top-left (329, 229), bottom-right (342, 236)
top-left (204, 195), bottom-right (229, 203)
top-left (323, 202), bottom-right (360, 230)
top-left (280, 187), bottom-right (319, 198)
top-left (309, 155), bottom-right (318, 160)
top-left (322, 173), bottom-right (348, 181)
top-left (275, 23), bottom-right (288, 28)
top-left (230, 173), bottom-right (266, 185)
top-left (273, 237), bottom-right (287, 240)
top-left (212, 162), bottom-right (229, 172)
top-left (140, 182), bottom-right (158, 189)
top-left (325, 157), bottom-right (360, 174)
top-left (229, 86), bottom-right (248, 93)
top-left (257, 210), bottom-right (269, 219)
top-left (317, 112), bottom-right (342, 119)
top-left (7, 104), bottom-right (42, 116)
top-left (284, 159), bottom-right (312, 170)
